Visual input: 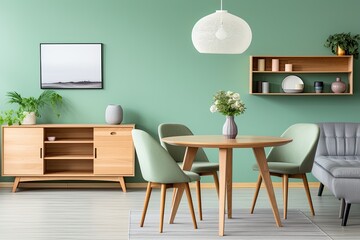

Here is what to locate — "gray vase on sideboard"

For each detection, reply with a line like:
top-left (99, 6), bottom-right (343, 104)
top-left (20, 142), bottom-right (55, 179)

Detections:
top-left (105, 104), bottom-right (123, 124)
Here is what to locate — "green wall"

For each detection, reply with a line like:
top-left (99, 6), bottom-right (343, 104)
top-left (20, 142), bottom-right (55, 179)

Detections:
top-left (1, 0), bottom-right (360, 183)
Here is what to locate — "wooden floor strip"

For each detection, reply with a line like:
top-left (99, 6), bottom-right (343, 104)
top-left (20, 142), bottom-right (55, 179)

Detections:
top-left (0, 187), bottom-right (359, 239)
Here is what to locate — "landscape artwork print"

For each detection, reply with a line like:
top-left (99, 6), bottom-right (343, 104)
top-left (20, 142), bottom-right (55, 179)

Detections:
top-left (40, 43), bottom-right (103, 89)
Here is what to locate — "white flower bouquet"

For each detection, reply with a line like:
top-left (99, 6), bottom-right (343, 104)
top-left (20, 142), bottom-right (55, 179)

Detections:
top-left (210, 90), bottom-right (246, 116)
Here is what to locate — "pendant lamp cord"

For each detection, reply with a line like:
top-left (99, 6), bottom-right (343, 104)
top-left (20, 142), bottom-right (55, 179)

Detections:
top-left (220, 0), bottom-right (224, 26)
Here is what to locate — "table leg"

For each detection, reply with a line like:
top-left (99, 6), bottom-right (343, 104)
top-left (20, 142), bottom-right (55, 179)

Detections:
top-left (226, 149), bottom-right (233, 219)
top-left (181, 147), bottom-right (198, 171)
top-left (219, 148), bottom-right (232, 236)
top-left (252, 147), bottom-right (282, 227)
top-left (169, 147), bottom-right (198, 224)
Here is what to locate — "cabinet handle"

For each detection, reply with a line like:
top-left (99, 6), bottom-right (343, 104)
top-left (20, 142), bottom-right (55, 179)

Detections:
top-left (110, 132), bottom-right (116, 135)
top-left (40, 148), bottom-right (42, 158)
top-left (95, 148), bottom-right (97, 158)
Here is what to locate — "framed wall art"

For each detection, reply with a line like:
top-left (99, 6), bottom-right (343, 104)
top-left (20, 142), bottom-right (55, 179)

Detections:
top-left (40, 43), bottom-right (103, 89)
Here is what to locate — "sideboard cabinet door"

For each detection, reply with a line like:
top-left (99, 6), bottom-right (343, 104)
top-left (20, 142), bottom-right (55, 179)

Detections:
top-left (93, 127), bottom-right (134, 175)
top-left (2, 128), bottom-right (44, 175)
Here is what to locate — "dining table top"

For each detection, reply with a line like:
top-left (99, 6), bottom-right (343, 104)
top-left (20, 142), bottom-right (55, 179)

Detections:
top-left (161, 135), bottom-right (292, 148)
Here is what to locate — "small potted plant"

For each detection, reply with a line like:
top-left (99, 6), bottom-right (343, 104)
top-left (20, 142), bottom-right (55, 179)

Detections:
top-left (324, 32), bottom-right (360, 59)
top-left (6, 90), bottom-right (63, 125)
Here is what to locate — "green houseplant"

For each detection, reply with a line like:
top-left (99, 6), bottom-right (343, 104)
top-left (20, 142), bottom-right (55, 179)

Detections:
top-left (4, 90), bottom-right (63, 125)
top-left (324, 32), bottom-right (360, 59)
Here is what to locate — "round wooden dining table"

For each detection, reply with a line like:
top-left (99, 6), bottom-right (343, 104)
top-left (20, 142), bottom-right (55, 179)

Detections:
top-left (162, 135), bottom-right (292, 236)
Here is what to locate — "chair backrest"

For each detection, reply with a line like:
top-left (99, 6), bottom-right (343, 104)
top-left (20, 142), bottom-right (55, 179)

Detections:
top-left (316, 122), bottom-right (360, 157)
top-left (158, 123), bottom-right (209, 163)
top-left (132, 129), bottom-right (191, 183)
top-left (267, 123), bottom-right (320, 173)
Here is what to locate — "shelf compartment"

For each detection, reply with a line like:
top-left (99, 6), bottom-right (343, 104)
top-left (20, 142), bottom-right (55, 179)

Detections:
top-left (252, 73), bottom-right (350, 95)
top-left (44, 143), bottom-right (93, 159)
top-left (251, 56), bottom-right (352, 72)
top-left (44, 170), bottom-right (94, 176)
top-left (44, 155), bottom-right (94, 160)
top-left (44, 128), bottom-right (93, 142)
top-left (44, 159), bottom-right (94, 175)
top-left (44, 139), bottom-right (93, 144)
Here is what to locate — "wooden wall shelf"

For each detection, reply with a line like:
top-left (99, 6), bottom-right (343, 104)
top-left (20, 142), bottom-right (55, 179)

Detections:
top-left (249, 56), bottom-right (354, 95)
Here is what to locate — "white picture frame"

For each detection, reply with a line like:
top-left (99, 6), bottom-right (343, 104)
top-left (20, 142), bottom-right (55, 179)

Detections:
top-left (40, 43), bottom-right (103, 89)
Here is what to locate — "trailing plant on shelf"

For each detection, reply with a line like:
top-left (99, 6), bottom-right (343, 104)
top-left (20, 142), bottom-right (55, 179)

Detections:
top-left (0, 109), bottom-right (25, 126)
top-left (324, 32), bottom-right (360, 59)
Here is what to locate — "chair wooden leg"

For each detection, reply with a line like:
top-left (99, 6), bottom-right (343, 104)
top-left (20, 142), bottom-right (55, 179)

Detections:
top-left (195, 180), bottom-right (203, 220)
top-left (169, 185), bottom-right (184, 224)
top-left (283, 174), bottom-right (289, 219)
top-left (184, 183), bottom-right (198, 229)
top-left (171, 188), bottom-right (177, 210)
top-left (250, 174), bottom-right (262, 214)
top-left (140, 182), bottom-right (152, 227)
top-left (213, 172), bottom-right (220, 197)
top-left (159, 184), bottom-right (167, 233)
top-left (302, 174), bottom-right (315, 216)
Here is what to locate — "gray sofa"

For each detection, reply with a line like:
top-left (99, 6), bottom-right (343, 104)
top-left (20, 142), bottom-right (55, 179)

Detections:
top-left (312, 122), bottom-right (360, 226)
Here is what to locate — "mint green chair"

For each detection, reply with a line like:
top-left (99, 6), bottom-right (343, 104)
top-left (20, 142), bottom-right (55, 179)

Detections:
top-left (250, 123), bottom-right (320, 219)
top-left (132, 129), bottom-right (199, 233)
top-left (158, 123), bottom-right (219, 220)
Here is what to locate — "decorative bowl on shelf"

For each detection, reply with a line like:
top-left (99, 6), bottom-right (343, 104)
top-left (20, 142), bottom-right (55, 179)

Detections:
top-left (282, 75), bottom-right (304, 93)
top-left (47, 136), bottom-right (56, 141)
top-left (283, 89), bottom-right (303, 93)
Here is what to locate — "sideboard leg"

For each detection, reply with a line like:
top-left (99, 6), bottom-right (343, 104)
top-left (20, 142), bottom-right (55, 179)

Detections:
top-left (119, 177), bottom-right (127, 192)
top-left (12, 177), bottom-right (21, 193)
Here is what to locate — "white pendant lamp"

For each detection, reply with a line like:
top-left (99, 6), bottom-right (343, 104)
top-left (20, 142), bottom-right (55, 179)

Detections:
top-left (192, 0), bottom-right (252, 54)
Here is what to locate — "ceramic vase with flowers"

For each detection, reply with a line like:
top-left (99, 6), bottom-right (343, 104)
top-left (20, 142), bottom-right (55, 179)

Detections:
top-left (210, 90), bottom-right (246, 139)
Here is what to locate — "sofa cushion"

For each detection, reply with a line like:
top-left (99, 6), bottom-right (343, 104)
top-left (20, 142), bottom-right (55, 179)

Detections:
top-left (316, 123), bottom-right (360, 156)
top-left (315, 156), bottom-right (360, 178)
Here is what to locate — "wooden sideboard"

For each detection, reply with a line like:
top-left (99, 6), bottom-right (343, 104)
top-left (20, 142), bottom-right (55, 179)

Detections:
top-left (1, 124), bottom-right (135, 192)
